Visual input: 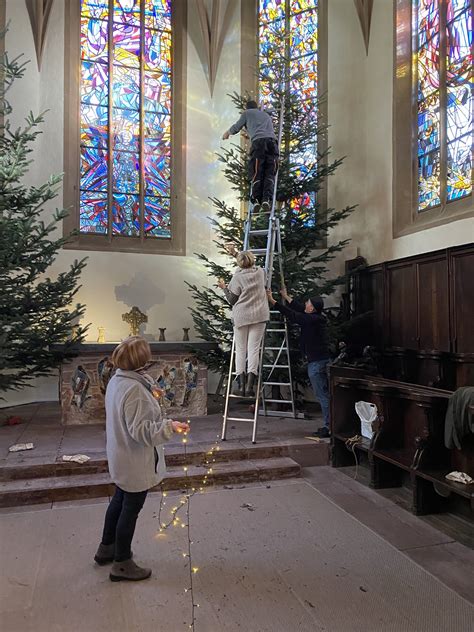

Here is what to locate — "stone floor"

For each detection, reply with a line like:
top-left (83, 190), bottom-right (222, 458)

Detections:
top-left (0, 401), bottom-right (327, 468)
top-left (1, 471), bottom-right (473, 632)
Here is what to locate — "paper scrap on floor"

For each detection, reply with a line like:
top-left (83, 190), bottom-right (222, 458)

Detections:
top-left (9, 443), bottom-right (34, 452)
top-left (62, 454), bottom-right (91, 464)
top-left (445, 471), bottom-right (474, 485)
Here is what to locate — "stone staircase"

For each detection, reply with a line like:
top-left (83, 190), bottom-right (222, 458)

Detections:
top-left (0, 440), bottom-right (328, 508)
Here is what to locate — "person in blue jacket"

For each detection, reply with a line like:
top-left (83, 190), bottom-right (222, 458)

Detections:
top-left (267, 286), bottom-right (331, 438)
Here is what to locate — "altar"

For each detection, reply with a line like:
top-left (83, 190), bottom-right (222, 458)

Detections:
top-left (56, 342), bottom-right (217, 425)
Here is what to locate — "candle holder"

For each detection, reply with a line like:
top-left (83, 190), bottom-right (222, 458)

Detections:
top-left (159, 328), bottom-right (166, 342)
top-left (182, 328), bottom-right (190, 341)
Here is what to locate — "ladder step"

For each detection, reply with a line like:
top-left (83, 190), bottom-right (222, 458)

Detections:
top-left (226, 417), bottom-right (255, 423)
top-left (228, 394), bottom-right (257, 400)
top-left (248, 229), bottom-right (269, 236)
top-left (262, 399), bottom-right (293, 404)
top-left (263, 364), bottom-right (290, 368)
top-left (263, 382), bottom-right (291, 386)
top-left (264, 347), bottom-right (289, 351)
top-left (249, 248), bottom-right (268, 255)
top-left (266, 328), bottom-right (285, 332)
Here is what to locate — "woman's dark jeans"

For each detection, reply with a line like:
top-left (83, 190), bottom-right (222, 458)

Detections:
top-left (101, 486), bottom-right (148, 562)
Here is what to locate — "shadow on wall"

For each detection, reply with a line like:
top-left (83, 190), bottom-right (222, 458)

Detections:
top-left (115, 274), bottom-right (166, 340)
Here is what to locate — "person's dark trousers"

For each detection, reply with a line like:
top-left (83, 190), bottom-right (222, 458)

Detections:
top-left (248, 138), bottom-right (279, 204)
top-left (308, 359), bottom-right (330, 428)
top-left (101, 486), bottom-right (148, 562)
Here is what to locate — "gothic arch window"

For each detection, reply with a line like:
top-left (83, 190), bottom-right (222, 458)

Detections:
top-left (393, 0), bottom-right (472, 236)
top-left (64, 0), bottom-right (187, 255)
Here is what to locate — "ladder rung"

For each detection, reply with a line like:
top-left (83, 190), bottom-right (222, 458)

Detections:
top-left (266, 328), bottom-right (285, 332)
top-left (269, 310), bottom-right (281, 314)
top-left (249, 248), bottom-right (268, 255)
top-left (264, 346), bottom-right (288, 351)
top-left (248, 229), bottom-right (269, 236)
top-left (263, 382), bottom-right (291, 386)
top-left (262, 399), bottom-right (293, 404)
top-left (228, 394), bottom-right (256, 400)
top-left (263, 364), bottom-right (290, 368)
top-left (226, 417), bottom-right (255, 423)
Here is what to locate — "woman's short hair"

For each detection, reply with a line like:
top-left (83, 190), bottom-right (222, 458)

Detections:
top-left (236, 250), bottom-right (255, 269)
top-left (111, 336), bottom-right (152, 371)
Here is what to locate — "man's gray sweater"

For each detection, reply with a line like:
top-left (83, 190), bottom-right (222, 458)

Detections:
top-left (229, 108), bottom-right (276, 142)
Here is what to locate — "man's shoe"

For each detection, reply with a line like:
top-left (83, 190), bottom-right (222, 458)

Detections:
top-left (252, 202), bottom-right (261, 214)
top-left (261, 200), bottom-right (271, 212)
top-left (313, 426), bottom-right (330, 439)
top-left (232, 373), bottom-right (246, 397)
top-left (109, 559), bottom-right (152, 582)
top-left (94, 543), bottom-right (115, 566)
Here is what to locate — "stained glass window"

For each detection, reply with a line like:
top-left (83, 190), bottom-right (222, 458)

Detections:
top-left (258, 0), bottom-right (318, 217)
top-left (415, 0), bottom-right (472, 212)
top-left (79, 0), bottom-right (172, 238)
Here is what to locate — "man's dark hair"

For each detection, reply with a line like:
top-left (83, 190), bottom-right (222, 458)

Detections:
top-left (246, 100), bottom-right (258, 109)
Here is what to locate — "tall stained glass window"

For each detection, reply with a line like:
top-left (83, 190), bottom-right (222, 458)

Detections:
top-left (80, 0), bottom-right (172, 238)
top-left (258, 0), bottom-right (318, 215)
top-left (415, 0), bottom-right (473, 211)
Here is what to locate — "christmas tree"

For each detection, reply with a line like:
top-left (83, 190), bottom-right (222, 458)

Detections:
top-left (0, 44), bottom-right (87, 395)
top-left (186, 31), bottom-right (358, 400)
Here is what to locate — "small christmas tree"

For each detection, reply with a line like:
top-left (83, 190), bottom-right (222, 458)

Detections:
top-left (0, 44), bottom-right (87, 395)
top-left (187, 33), bottom-right (358, 400)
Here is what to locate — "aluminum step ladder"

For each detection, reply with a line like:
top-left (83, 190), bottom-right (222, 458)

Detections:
top-left (221, 101), bottom-right (297, 444)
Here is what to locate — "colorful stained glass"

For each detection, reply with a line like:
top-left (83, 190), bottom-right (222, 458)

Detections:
top-left (448, 0), bottom-right (471, 22)
top-left (80, 0), bottom-right (172, 238)
top-left (113, 151), bottom-right (140, 193)
top-left (418, 151), bottom-right (441, 209)
top-left (144, 72), bottom-right (171, 115)
top-left (82, 1), bottom-right (109, 21)
top-left (259, 0), bottom-right (285, 24)
top-left (80, 192), bottom-right (108, 233)
top-left (81, 61), bottom-right (108, 105)
top-left (145, 0), bottom-right (172, 31)
top-left (447, 135), bottom-right (472, 200)
top-left (447, 9), bottom-right (473, 86)
top-left (81, 146), bottom-right (108, 191)
top-left (414, 0), bottom-right (472, 211)
top-left (112, 193), bottom-right (140, 236)
top-left (112, 108), bottom-right (140, 151)
top-left (144, 196), bottom-right (171, 237)
top-left (81, 102), bottom-right (108, 147)
top-left (290, 9), bottom-right (317, 57)
top-left (114, 0), bottom-right (140, 27)
top-left (112, 65), bottom-right (140, 110)
top-left (418, 97), bottom-right (440, 155)
top-left (113, 23), bottom-right (140, 67)
top-left (144, 152), bottom-right (170, 196)
top-left (144, 29), bottom-right (171, 72)
top-left (81, 18), bottom-right (108, 63)
top-left (259, 1), bottom-right (318, 219)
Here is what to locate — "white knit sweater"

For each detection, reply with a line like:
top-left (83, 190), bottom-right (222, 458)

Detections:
top-left (227, 266), bottom-right (270, 328)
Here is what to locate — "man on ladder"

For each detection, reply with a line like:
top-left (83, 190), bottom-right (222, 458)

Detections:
top-left (222, 100), bottom-right (278, 213)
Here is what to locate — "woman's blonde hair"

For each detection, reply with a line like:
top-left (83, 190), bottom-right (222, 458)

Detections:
top-left (111, 336), bottom-right (152, 371)
top-left (236, 250), bottom-right (255, 269)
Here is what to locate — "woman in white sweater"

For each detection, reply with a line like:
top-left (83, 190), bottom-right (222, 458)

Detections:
top-left (218, 250), bottom-right (269, 397)
top-left (94, 336), bottom-right (189, 582)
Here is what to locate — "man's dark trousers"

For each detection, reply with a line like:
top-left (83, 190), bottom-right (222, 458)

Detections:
top-left (248, 137), bottom-right (279, 204)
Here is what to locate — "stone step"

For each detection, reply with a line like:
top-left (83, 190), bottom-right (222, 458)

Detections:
top-left (0, 457), bottom-right (301, 508)
top-left (0, 440), bottom-right (325, 482)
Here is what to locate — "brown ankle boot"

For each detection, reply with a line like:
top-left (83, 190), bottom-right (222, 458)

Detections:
top-left (109, 559), bottom-right (152, 582)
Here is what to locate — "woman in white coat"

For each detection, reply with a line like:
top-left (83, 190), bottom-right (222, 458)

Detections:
top-left (94, 336), bottom-right (189, 582)
top-left (218, 250), bottom-right (269, 398)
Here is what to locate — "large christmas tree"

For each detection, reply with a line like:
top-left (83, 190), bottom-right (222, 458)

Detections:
top-left (0, 45), bottom-right (87, 395)
top-left (186, 29), bottom-right (358, 400)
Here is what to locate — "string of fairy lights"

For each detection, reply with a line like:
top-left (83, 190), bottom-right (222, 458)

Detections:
top-left (157, 420), bottom-right (221, 631)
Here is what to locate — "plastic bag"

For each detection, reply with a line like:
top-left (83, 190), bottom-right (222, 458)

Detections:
top-left (355, 401), bottom-right (378, 439)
